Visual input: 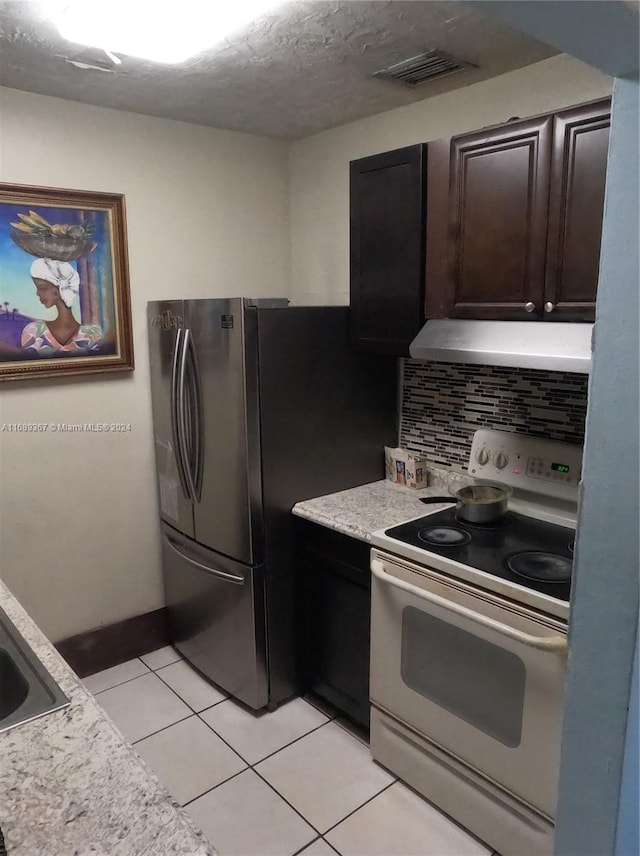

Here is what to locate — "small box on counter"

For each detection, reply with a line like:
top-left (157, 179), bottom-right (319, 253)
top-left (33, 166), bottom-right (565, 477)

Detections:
top-left (384, 447), bottom-right (429, 489)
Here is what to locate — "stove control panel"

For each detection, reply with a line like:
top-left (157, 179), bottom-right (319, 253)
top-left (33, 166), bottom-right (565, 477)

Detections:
top-left (468, 429), bottom-right (583, 500)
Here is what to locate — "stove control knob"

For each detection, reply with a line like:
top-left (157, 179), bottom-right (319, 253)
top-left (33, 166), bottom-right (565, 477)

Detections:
top-left (476, 447), bottom-right (490, 466)
top-left (495, 452), bottom-right (509, 470)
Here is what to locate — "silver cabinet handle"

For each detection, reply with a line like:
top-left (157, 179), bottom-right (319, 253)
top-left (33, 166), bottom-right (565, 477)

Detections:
top-left (164, 534), bottom-right (245, 584)
top-left (371, 559), bottom-right (567, 654)
top-left (544, 302), bottom-right (555, 313)
top-left (525, 302), bottom-right (536, 313)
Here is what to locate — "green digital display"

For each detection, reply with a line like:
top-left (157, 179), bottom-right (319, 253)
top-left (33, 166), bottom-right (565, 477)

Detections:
top-left (551, 463), bottom-right (570, 473)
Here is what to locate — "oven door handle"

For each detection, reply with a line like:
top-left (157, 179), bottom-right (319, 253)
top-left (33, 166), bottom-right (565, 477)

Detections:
top-left (371, 559), bottom-right (568, 654)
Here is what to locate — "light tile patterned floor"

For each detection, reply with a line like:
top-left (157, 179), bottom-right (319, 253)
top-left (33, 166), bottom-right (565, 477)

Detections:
top-left (86, 650), bottom-right (495, 856)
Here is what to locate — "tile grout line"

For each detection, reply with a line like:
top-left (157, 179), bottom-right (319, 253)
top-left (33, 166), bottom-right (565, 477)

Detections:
top-left (185, 714), bottom-right (394, 844)
top-left (129, 692), bottom-right (230, 744)
top-left (142, 656), bottom-right (182, 670)
top-left (197, 709), bottom-right (333, 768)
top-left (95, 656), bottom-right (388, 848)
top-left (292, 837), bottom-right (341, 856)
top-left (320, 779), bottom-right (396, 839)
top-left (250, 764), bottom-right (324, 838)
top-left (131, 712), bottom-right (197, 746)
top-left (94, 658), bottom-right (486, 855)
top-left (95, 664), bottom-right (227, 745)
top-left (180, 765), bottom-right (249, 808)
top-left (88, 647), bottom-right (182, 695)
top-left (290, 835), bottom-right (322, 856)
top-left (180, 720), bottom-right (333, 838)
top-left (89, 660), bottom-right (152, 695)
top-left (152, 664), bottom-right (229, 716)
top-left (141, 712), bottom-right (394, 854)
top-left (291, 834), bottom-right (342, 856)
top-left (185, 717), bottom-right (331, 835)
top-left (320, 837), bottom-right (342, 855)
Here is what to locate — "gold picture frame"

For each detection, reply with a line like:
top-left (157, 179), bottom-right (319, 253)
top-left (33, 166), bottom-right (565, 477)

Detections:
top-left (0, 182), bottom-right (134, 381)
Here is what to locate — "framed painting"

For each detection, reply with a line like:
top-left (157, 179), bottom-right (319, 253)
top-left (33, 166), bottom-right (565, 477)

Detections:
top-left (0, 183), bottom-right (133, 381)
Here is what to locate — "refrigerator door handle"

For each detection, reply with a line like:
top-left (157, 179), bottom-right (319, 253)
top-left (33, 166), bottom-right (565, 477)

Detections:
top-left (170, 328), bottom-right (190, 500)
top-left (164, 532), bottom-right (245, 585)
top-left (177, 328), bottom-right (198, 502)
top-left (186, 330), bottom-right (204, 502)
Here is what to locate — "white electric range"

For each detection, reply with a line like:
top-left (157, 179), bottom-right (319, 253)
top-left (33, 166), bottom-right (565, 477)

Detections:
top-left (368, 429), bottom-right (582, 856)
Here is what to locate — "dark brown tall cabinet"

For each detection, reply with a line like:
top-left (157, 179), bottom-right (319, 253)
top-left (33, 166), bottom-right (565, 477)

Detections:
top-left (426, 99), bottom-right (610, 323)
top-left (350, 144), bottom-right (427, 354)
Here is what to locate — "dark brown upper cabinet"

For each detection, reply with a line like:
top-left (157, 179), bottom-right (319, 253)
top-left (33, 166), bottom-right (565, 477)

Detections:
top-left (544, 100), bottom-right (611, 321)
top-left (426, 99), bottom-right (611, 323)
top-left (350, 144), bottom-right (427, 355)
top-left (427, 115), bottom-right (553, 321)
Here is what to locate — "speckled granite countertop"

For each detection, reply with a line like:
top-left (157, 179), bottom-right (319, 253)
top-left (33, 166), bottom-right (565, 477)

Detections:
top-left (292, 467), bottom-right (465, 542)
top-left (0, 579), bottom-right (215, 856)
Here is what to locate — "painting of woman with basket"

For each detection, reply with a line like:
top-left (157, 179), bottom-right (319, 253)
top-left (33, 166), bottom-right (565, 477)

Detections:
top-left (0, 184), bottom-right (133, 381)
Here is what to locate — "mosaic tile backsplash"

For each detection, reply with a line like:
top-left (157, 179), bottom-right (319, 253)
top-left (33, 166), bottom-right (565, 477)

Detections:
top-left (400, 360), bottom-right (588, 472)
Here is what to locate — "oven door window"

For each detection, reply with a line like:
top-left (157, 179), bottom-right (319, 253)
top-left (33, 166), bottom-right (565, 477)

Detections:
top-left (401, 606), bottom-right (526, 747)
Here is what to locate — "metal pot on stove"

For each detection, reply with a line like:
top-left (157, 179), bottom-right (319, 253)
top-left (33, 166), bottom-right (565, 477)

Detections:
top-left (421, 481), bottom-right (513, 525)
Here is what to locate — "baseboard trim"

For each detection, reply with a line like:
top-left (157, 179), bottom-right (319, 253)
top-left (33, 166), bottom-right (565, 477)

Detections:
top-left (55, 607), bottom-right (170, 678)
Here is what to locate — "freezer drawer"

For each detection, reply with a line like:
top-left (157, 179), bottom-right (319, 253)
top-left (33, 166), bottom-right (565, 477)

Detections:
top-left (161, 523), bottom-right (268, 710)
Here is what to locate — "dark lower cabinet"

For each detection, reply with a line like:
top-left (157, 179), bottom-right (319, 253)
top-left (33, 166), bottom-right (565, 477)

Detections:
top-left (295, 517), bottom-right (371, 730)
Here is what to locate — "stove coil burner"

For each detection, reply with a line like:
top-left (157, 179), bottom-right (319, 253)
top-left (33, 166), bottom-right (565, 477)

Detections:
top-left (506, 551), bottom-right (572, 583)
top-left (418, 526), bottom-right (471, 547)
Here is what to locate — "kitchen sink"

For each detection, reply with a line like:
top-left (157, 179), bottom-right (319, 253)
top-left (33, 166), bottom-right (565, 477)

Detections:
top-left (0, 605), bottom-right (69, 735)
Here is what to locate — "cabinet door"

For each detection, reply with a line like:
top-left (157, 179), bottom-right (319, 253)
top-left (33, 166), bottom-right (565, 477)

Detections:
top-left (544, 100), bottom-right (610, 321)
top-left (350, 144), bottom-right (427, 355)
top-left (428, 116), bottom-right (553, 320)
top-left (295, 520), bottom-right (371, 729)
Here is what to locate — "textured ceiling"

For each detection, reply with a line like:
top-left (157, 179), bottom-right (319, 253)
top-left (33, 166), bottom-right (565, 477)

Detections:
top-left (0, 1), bottom-right (558, 139)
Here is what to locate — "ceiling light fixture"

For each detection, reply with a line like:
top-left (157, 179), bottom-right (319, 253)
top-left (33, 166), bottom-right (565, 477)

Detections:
top-left (43, 0), bottom-right (278, 65)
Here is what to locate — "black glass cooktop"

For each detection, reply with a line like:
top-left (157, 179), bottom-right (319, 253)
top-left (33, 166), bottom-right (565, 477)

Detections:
top-left (385, 507), bottom-right (573, 602)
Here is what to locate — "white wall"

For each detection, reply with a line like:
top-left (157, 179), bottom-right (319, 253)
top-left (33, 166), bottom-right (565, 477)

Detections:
top-left (288, 54), bottom-right (612, 306)
top-left (0, 87), bottom-right (290, 641)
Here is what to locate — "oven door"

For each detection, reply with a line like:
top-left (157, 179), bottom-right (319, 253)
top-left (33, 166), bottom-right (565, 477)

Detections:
top-left (370, 550), bottom-right (567, 818)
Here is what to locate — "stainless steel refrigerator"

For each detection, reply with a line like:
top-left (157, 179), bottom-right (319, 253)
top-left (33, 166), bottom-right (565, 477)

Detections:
top-left (147, 298), bottom-right (397, 710)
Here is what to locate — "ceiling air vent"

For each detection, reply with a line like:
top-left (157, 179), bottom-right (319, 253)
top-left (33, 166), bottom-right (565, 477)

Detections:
top-left (373, 50), bottom-right (475, 87)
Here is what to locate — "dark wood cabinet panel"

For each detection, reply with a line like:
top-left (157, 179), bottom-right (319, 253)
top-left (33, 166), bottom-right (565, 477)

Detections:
top-left (350, 144), bottom-right (427, 355)
top-left (427, 101), bottom-right (610, 324)
top-left (428, 116), bottom-right (553, 320)
top-left (295, 518), bottom-right (371, 729)
top-left (544, 100), bottom-right (611, 321)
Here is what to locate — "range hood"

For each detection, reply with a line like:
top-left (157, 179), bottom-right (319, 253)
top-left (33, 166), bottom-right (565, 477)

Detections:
top-left (409, 320), bottom-right (593, 374)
